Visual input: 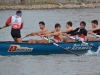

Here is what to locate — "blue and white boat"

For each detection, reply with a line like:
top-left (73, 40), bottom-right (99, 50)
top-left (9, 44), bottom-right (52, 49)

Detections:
top-left (0, 41), bottom-right (99, 55)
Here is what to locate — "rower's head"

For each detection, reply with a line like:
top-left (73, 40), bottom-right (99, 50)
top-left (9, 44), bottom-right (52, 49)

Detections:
top-left (39, 21), bottom-right (45, 29)
top-left (16, 10), bottom-right (22, 16)
top-left (91, 20), bottom-right (98, 28)
top-left (80, 21), bottom-right (86, 29)
top-left (55, 23), bottom-right (61, 31)
top-left (66, 21), bottom-right (72, 28)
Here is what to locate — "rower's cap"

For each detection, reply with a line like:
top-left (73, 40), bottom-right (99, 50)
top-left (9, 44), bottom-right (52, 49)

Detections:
top-left (16, 10), bottom-right (22, 16)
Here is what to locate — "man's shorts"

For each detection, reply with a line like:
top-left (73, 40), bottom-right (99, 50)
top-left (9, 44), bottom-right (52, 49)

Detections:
top-left (11, 28), bottom-right (21, 38)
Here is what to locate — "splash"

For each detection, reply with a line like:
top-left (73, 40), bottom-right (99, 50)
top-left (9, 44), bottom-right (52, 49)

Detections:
top-left (84, 46), bottom-right (100, 56)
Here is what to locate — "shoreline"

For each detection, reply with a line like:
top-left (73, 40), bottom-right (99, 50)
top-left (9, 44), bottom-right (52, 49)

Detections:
top-left (0, 4), bottom-right (100, 10)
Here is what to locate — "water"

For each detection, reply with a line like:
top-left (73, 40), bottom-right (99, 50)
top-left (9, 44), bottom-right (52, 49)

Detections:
top-left (84, 46), bottom-right (100, 56)
top-left (0, 8), bottom-right (100, 41)
top-left (0, 55), bottom-right (100, 75)
top-left (0, 8), bottom-right (100, 75)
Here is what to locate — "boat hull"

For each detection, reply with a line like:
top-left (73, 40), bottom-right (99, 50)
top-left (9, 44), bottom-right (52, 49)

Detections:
top-left (0, 41), bottom-right (100, 55)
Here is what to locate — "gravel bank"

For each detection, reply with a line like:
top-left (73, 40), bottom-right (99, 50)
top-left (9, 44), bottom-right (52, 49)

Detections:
top-left (0, 4), bottom-right (100, 10)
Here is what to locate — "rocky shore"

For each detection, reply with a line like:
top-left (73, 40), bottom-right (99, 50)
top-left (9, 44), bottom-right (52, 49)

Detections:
top-left (0, 4), bottom-right (100, 10)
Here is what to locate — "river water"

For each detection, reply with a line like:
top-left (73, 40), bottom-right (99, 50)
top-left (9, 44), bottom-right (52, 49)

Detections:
top-left (0, 8), bottom-right (100, 75)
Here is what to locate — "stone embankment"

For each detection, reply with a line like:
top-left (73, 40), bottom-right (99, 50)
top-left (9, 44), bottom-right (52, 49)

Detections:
top-left (0, 4), bottom-right (100, 10)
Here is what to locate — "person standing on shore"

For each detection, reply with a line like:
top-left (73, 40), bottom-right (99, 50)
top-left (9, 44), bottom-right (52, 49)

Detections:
top-left (6, 10), bottom-right (24, 43)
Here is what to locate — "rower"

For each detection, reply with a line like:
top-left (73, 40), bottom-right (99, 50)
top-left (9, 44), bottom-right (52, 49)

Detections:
top-left (6, 10), bottom-right (24, 43)
top-left (62, 21), bottom-right (75, 42)
top-left (40, 23), bottom-right (62, 43)
top-left (88, 20), bottom-right (100, 41)
top-left (68, 21), bottom-right (87, 42)
top-left (26, 21), bottom-right (48, 43)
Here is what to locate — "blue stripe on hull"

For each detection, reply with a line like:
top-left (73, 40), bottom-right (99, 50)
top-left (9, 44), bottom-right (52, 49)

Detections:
top-left (0, 41), bottom-right (99, 55)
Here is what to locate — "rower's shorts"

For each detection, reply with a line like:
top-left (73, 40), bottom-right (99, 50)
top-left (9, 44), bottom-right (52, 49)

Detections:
top-left (11, 29), bottom-right (21, 38)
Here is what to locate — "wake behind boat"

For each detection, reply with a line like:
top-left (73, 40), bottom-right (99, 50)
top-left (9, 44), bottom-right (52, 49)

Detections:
top-left (0, 41), bottom-right (99, 55)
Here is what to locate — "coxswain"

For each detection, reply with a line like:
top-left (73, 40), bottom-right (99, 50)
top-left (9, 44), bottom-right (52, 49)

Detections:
top-left (6, 10), bottom-right (24, 43)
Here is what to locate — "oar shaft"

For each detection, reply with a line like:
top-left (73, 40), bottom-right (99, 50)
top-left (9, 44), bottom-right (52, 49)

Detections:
top-left (44, 37), bottom-right (79, 56)
top-left (53, 42), bottom-right (79, 56)
top-left (22, 36), bottom-right (27, 39)
top-left (0, 25), bottom-right (11, 29)
top-left (0, 26), bottom-right (6, 29)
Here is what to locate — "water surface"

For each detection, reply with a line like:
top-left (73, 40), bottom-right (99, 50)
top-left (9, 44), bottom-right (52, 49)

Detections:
top-left (0, 8), bottom-right (100, 75)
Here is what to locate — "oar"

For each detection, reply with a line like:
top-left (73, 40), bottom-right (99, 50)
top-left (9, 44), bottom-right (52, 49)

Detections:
top-left (0, 25), bottom-right (11, 29)
top-left (22, 33), bottom-right (32, 39)
top-left (92, 34), bottom-right (100, 38)
top-left (44, 37), bottom-right (79, 56)
top-left (22, 36), bottom-right (27, 39)
top-left (0, 26), bottom-right (7, 29)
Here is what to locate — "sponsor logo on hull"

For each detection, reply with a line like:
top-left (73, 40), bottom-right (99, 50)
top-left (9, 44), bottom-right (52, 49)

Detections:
top-left (65, 43), bottom-right (93, 50)
top-left (8, 45), bottom-right (33, 52)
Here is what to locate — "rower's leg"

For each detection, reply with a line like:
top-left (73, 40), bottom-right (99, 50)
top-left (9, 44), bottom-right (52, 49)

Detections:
top-left (28, 39), bottom-right (34, 43)
top-left (62, 37), bottom-right (69, 42)
top-left (43, 40), bottom-right (48, 43)
top-left (13, 38), bottom-right (17, 42)
top-left (67, 39), bottom-right (75, 42)
top-left (38, 40), bottom-right (43, 43)
top-left (16, 38), bottom-right (22, 43)
top-left (87, 36), bottom-right (96, 41)
top-left (63, 37), bottom-right (75, 42)
top-left (95, 38), bottom-right (100, 41)
top-left (39, 40), bottom-right (48, 43)
top-left (34, 40), bottom-right (40, 43)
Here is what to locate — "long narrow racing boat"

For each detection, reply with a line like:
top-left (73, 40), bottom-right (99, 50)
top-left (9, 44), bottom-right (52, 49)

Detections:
top-left (0, 41), bottom-right (99, 55)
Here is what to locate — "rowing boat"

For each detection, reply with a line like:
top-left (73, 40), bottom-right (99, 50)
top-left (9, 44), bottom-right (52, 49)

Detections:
top-left (0, 41), bottom-right (99, 55)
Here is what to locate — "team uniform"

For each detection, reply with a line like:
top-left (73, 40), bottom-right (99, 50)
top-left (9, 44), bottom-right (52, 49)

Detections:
top-left (92, 29), bottom-right (100, 38)
top-left (6, 15), bottom-right (24, 38)
top-left (49, 30), bottom-right (62, 43)
top-left (67, 31), bottom-right (75, 38)
top-left (40, 35), bottom-right (48, 40)
top-left (67, 28), bottom-right (87, 41)
top-left (53, 35), bottom-right (61, 42)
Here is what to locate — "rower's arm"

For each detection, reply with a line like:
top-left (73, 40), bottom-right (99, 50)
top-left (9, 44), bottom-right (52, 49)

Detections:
top-left (67, 28), bottom-right (79, 34)
top-left (43, 31), bottom-right (60, 36)
top-left (93, 29), bottom-right (100, 33)
top-left (90, 33), bottom-right (96, 36)
top-left (88, 27), bottom-right (100, 31)
top-left (26, 30), bottom-right (47, 36)
top-left (39, 30), bottom-right (55, 35)
top-left (71, 30), bottom-right (87, 36)
top-left (5, 16), bottom-right (12, 26)
top-left (49, 30), bottom-right (55, 33)
top-left (34, 29), bottom-right (48, 35)
top-left (62, 28), bottom-right (74, 33)
top-left (20, 19), bottom-right (24, 29)
top-left (50, 32), bottom-right (60, 36)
